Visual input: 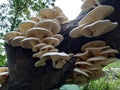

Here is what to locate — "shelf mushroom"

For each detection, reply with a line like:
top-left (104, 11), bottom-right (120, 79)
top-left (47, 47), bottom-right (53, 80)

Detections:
top-left (80, 20), bottom-right (118, 37)
top-left (69, 5), bottom-right (115, 38)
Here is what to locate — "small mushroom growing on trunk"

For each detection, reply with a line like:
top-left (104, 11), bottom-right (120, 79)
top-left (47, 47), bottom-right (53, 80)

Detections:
top-left (69, 5), bottom-right (115, 38)
top-left (35, 52), bottom-right (71, 69)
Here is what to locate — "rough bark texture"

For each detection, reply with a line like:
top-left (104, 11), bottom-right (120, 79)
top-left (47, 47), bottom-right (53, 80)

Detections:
top-left (1, 0), bottom-right (120, 90)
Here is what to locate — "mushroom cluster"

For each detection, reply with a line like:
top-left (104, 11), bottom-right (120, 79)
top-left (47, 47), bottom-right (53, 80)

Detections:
top-left (4, 6), bottom-right (71, 69)
top-left (69, 5), bottom-right (118, 38)
top-left (66, 40), bottom-right (119, 85)
top-left (0, 67), bottom-right (9, 84)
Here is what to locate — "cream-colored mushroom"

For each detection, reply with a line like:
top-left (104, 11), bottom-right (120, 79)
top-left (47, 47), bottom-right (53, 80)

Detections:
top-left (0, 72), bottom-right (9, 84)
top-left (35, 20), bottom-right (61, 34)
top-left (42, 37), bottom-right (60, 46)
top-left (81, 40), bottom-right (106, 52)
top-left (25, 27), bottom-right (53, 40)
top-left (81, 20), bottom-right (118, 37)
top-left (11, 36), bottom-right (25, 47)
top-left (69, 5), bottom-right (114, 38)
top-left (32, 43), bottom-right (46, 52)
top-left (21, 37), bottom-right (41, 49)
top-left (53, 34), bottom-right (64, 42)
top-left (0, 67), bottom-right (8, 72)
top-left (18, 20), bottom-right (36, 33)
top-left (39, 8), bottom-right (57, 19)
top-left (29, 17), bottom-right (40, 22)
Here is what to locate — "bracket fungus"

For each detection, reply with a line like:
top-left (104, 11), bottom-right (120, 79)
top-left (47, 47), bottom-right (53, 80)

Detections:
top-left (69, 5), bottom-right (115, 38)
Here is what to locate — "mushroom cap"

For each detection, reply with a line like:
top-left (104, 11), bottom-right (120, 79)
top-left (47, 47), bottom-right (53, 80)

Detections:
top-left (74, 68), bottom-right (89, 77)
top-left (40, 52), bottom-right (70, 68)
top-left (0, 67), bottom-right (8, 72)
top-left (75, 61), bottom-right (93, 67)
top-left (79, 5), bottom-right (114, 25)
top-left (56, 16), bottom-right (68, 24)
top-left (42, 37), bottom-right (60, 46)
top-left (69, 5), bottom-right (114, 38)
top-left (40, 45), bottom-right (55, 52)
top-left (87, 56), bottom-right (107, 65)
top-left (74, 50), bottom-right (90, 61)
top-left (81, 0), bottom-right (96, 10)
top-left (53, 34), bottom-right (64, 42)
top-left (21, 37), bottom-right (41, 49)
top-left (53, 6), bottom-right (63, 16)
top-left (26, 27), bottom-right (53, 39)
top-left (0, 72), bottom-right (9, 84)
top-left (35, 20), bottom-right (61, 34)
top-left (18, 20), bottom-right (36, 33)
top-left (4, 31), bottom-right (22, 41)
top-left (99, 48), bottom-right (119, 57)
top-left (81, 40), bottom-right (106, 52)
top-left (69, 24), bottom-right (85, 38)
top-left (11, 36), bottom-right (25, 47)
top-left (81, 20), bottom-right (118, 37)
top-left (34, 59), bottom-right (46, 67)
top-left (38, 8), bottom-right (57, 19)
top-left (32, 43), bottom-right (46, 52)
top-left (29, 17), bottom-right (40, 22)
top-left (86, 46), bottom-right (110, 56)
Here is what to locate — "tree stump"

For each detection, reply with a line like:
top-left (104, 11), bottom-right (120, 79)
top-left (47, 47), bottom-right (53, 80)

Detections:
top-left (1, 0), bottom-right (120, 90)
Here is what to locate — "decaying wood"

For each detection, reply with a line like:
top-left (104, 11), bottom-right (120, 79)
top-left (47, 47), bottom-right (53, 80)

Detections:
top-left (1, 0), bottom-right (120, 90)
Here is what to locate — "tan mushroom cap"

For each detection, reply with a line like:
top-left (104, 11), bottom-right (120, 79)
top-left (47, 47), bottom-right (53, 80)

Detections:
top-left (86, 46), bottom-right (110, 56)
top-left (18, 20), bottom-right (36, 33)
top-left (75, 61), bottom-right (93, 67)
top-left (74, 50), bottom-right (90, 61)
top-left (21, 37), bottom-right (41, 49)
top-left (40, 52), bottom-right (70, 68)
top-left (11, 36), bottom-right (25, 47)
top-left (81, 40), bottom-right (106, 52)
top-left (4, 31), bottom-right (22, 41)
top-left (32, 43), bottom-right (46, 52)
top-left (0, 67), bottom-right (8, 72)
top-left (56, 16), bottom-right (68, 24)
top-left (87, 56), bottom-right (107, 64)
top-left (69, 5), bottom-right (114, 38)
top-left (0, 72), bottom-right (9, 84)
top-left (99, 49), bottom-right (119, 57)
top-left (81, 20), bottom-right (118, 37)
top-left (29, 17), bottom-right (40, 22)
top-left (53, 34), bottom-right (64, 42)
top-left (39, 8), bottom-right (57, 19)
top-left (74, 68), bottom-right (89, 77)
top-left (40, 45), bottom-right (55, 52)
top-left (53, 6), bottom-right (63, 16)
top-left (35, 20), bottom-right (61, 34)
top-left (42, 37), bottom-right (60, 46)
top-left (26, 27), bottom-right (53, 39)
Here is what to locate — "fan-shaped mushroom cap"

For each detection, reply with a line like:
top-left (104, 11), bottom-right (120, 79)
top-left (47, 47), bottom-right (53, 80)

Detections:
top-left (39, 8), bottom-right (57, 19)
top-left (81, 20), bottom-right (118, 37)
top-left (53, 34), bottom-right (64, 42)
top-left (35, 20), bottom-right (61, 34)
top-left (74, 50), bottom-right (90, 61)
top-left (42, 37), bottom-right (60, 46)
top-left (74, 68), bottom-right (89, 77)
top-left (32, 43), bottom-right (46, 52)
top-left (56, 16), bottom-right (68, 24)
top-left (11, 36), bottom-right (25, 47)
top-left (4, 31), bottom-right (22, 41)
top-left (69, 5), bottom-right (114, 38)
top-left (18, 20), bottom-right (36, 33)
top-left (75, 61), bottom-right (93, 67)
top-left (39, 52), bottom-right (70, 68)
top-left (0, 67), bottom-right (8, 72)
top-left (86, 46), bottom-right (110, 56)
top-left (81, 40), bottom-right (106, 52)
top-left (0, 72), bottom-right (9, 84)
top-left (21, 37), bottom-right (41, 49)
top-left (99, 49), bottom-right (119, 57)
top-left (53, 6), bottom-right (63, 16)
top-left (40, 45), bottom-right (55, 52)
top-left (26, 27), bottom-right (53, 39)
top-left (29, 17), bottom-right (40, 22)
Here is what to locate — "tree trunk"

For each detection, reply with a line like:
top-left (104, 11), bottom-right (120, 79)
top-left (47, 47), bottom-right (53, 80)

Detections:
top-left (1, 0), bottom-right (120, 90)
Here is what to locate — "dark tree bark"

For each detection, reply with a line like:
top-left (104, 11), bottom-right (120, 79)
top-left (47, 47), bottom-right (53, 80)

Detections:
top-left (1, 0), bottom-right (120, 90)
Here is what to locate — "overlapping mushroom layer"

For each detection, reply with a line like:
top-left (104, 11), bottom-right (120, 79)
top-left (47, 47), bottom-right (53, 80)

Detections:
top-left (4, 6), bottom-right (71, 69)
top-left (69, 5), bottom-right (118, 38)
top-left (66, 40), bottom-right (119, 85)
